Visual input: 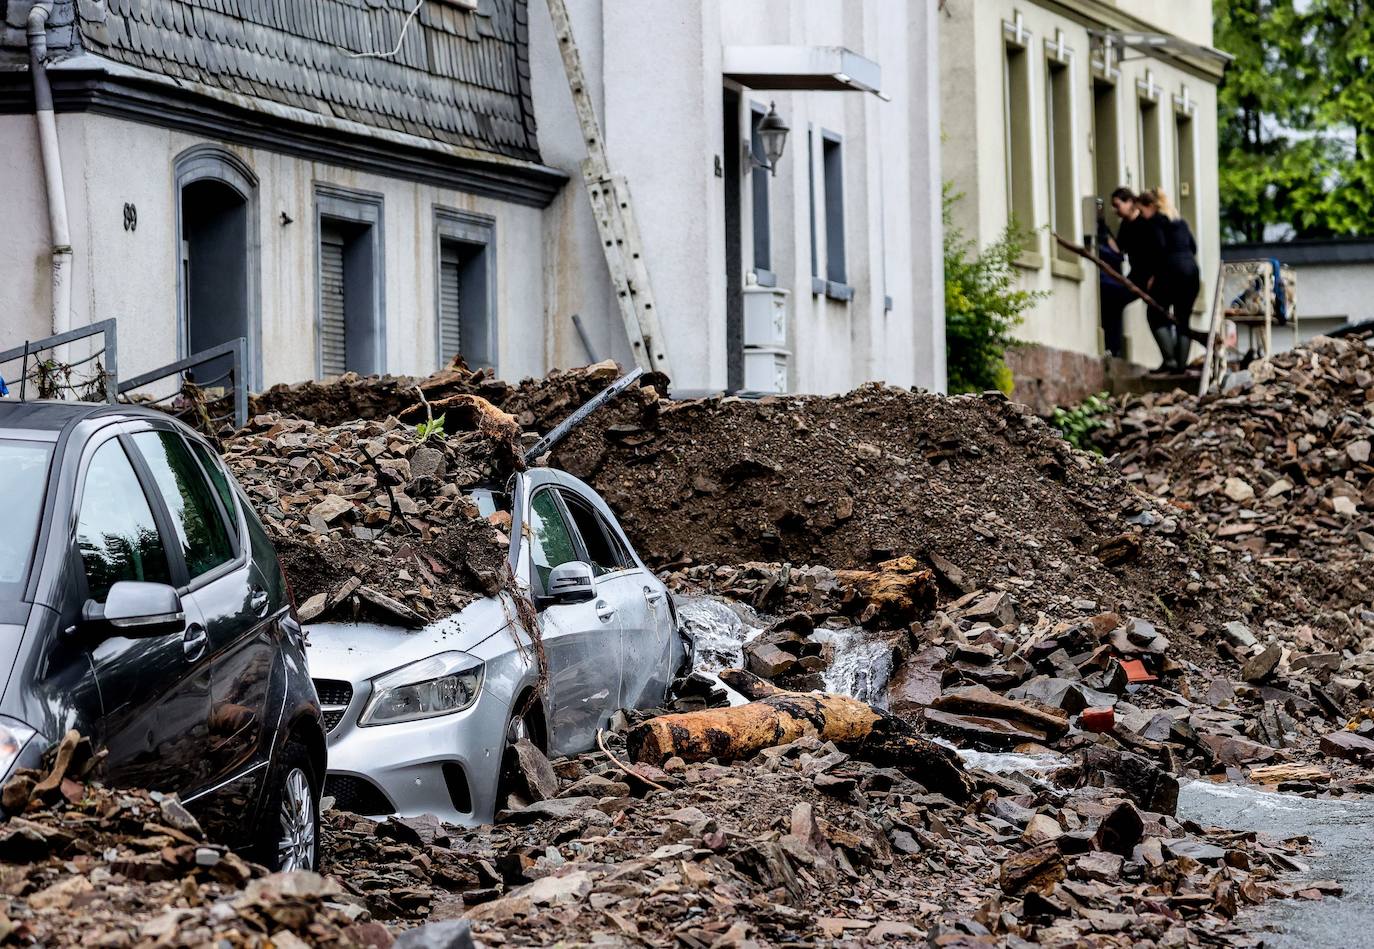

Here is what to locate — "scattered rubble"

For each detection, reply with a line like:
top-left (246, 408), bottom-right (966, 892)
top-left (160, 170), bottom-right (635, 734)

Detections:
top-left (221, 406), bottom-right (519, 625)
top-left (16, 345), bottom-right (1373, 944)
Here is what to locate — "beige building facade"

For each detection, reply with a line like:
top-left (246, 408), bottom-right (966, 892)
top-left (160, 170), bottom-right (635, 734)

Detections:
top-left (940, 0), bottom-right (1227, 394)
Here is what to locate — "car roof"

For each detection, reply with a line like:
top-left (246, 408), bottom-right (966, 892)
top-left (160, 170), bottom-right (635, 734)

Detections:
top-left (0, 399), bottom-right (180, 438)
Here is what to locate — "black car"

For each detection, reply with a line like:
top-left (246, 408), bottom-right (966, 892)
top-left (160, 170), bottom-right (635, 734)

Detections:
top-left (0, 400), bottom-right (324, 870)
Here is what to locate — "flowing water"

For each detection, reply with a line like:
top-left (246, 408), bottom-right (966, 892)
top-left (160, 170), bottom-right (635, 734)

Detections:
top-left (677, 595), bottom-right (896, 707)
top-left (811, 626), bottom-right (894, 709)
top-left (676, 595), bottom-right (765, 674)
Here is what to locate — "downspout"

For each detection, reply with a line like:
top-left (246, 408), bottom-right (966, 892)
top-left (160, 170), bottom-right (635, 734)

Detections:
top-left (27, 2), bottom-right (73, 336)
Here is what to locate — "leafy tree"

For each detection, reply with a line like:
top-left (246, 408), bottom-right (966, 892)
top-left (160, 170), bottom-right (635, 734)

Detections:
top-left (943, 186), bottom-right (1043, 394)
top-left (1216, 0), bottom-right (1373, 240)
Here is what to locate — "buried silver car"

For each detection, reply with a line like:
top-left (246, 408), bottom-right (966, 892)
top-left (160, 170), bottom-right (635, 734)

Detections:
top-left (306, 467), bottom-right (689, 825)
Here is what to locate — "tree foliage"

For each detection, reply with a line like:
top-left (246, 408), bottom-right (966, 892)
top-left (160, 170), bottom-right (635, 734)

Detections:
top-left (1216, 0), bottom-right (1374, 241)
top-left (943, 187), bottom-right (1043, 394)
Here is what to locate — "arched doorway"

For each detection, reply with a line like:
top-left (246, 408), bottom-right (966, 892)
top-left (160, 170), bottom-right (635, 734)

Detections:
top-left (175, 146), bottom-right (260, 390)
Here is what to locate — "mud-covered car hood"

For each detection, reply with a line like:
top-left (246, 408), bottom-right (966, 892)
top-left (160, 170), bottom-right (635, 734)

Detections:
top-left (303, 596), bottom-right (514, 681)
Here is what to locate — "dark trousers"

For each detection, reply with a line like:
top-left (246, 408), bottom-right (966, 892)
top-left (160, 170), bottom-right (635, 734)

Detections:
top-left (1100, 284), bottom-right (1132, 358)
top-left (1165, 266), bottom-right (1201, 337)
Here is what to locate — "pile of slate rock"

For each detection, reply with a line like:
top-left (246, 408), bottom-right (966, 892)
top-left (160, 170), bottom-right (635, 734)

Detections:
top-left (221, 407), bottom-right (519, 626)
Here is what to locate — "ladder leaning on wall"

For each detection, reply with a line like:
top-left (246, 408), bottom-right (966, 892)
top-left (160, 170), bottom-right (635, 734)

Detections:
top-left (543, 0), bottom-right (672, 378)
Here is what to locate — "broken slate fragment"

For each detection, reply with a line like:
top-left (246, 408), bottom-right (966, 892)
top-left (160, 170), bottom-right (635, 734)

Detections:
top-left (1241, 643), bottom-right (1283, 683)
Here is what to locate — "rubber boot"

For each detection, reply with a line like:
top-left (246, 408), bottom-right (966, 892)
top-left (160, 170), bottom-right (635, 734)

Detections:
top-left (1174, 328), bottom-right (1192, 372)
top-left (1150, 325), bottom-right (1179, 374)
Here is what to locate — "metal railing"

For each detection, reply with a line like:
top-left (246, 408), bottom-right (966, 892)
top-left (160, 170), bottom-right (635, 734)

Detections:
top-left (117, 337), bottom-right (249, 432)
top-left (0, 319), bottom-right (119, 403)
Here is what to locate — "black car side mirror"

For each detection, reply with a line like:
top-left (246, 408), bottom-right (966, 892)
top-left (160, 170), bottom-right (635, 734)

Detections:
top-left (82, 581), bottom-right (186, 638)
top-left (537, 561), bottom-right (597, 608)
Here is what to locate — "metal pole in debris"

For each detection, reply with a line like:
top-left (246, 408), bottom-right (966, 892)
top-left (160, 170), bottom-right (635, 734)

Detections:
top-left (543, 0), bottom-right (672, 378)
top-left (571, 313), bottom-right (599, 363)
top-left (523, 367), bottom-right (643, 465)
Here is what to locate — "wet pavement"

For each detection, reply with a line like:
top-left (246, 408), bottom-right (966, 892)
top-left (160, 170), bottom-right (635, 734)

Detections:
top-left (1179, 781), bottom-right (1374, 948)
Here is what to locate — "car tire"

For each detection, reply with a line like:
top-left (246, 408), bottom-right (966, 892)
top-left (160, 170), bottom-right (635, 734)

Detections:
top-left (255, 739), bottom-right (320, 872)
top-left (496, 702), bottom-right (544, 809)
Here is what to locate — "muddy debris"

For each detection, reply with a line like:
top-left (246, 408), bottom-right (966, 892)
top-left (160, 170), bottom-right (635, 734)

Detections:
top-left (221, 408), bottom-right (519, 626)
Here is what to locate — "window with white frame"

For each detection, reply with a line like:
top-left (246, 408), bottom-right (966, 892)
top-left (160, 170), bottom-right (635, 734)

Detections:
top-left (1003, 15), bottom-right (1036, 252)
top-left (1137, 72), bottom-right (1163, 193)
top-left (315, 185), bottom-right (385, 378)
top-left (822, 131), bottom-right (848, 292)
top-left (1045, 33), bottom-right (1076, 263)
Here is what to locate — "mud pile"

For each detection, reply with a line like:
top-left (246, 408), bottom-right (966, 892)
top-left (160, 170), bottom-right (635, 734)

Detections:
top-left (554, 383), bottom-right (1252, 630)
top-left (249, 358), bottom-right (651, 435)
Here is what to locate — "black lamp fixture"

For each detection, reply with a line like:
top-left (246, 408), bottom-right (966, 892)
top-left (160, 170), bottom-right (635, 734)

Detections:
top-left (755, 101), bottom-right (790, 176)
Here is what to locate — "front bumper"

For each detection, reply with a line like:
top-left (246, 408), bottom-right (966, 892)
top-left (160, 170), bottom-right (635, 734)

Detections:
top-left (320, 678), bottom-right (510, 826)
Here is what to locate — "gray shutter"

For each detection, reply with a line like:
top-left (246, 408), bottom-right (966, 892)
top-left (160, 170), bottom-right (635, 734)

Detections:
top-left (436, 243), bottom-right (464, 365)
top-left (438, 243), bottom-right (462, 367)
top-left (319, 225), bottom-right (347, 376)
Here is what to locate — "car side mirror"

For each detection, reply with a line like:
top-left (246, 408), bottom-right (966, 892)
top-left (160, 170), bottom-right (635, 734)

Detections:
top-left (540, 561), bottom-right (596, 608)
top-left (82, 581), bottom-right (186, 638)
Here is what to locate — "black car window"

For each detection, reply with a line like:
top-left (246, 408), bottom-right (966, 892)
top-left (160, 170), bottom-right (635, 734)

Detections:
top-left (76, 440), bottom-right (172, 602)
top-left (132, 431), bottom-right (235, 582)
top-left (188, 438), bottom-right (239, 529)
top-left (0, 439), bottom-right (53, 595)
top-left (527, 490), bottom-right (579, 592)
top-left (560, 492), bottom-right (629, 576)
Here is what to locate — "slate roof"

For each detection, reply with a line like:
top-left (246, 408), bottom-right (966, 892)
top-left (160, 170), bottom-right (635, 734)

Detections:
top-left (8, 0), bottom-right (540, 163)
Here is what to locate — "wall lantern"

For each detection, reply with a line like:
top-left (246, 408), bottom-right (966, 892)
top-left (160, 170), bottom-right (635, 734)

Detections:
top-left (755, 102), bottom-right (790, 176)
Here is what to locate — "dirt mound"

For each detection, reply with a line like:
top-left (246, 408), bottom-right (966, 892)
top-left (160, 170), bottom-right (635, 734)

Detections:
top-left (1094, 337), bottom-right (1374, 640)
top-left (555, 383), bottom-right (1220, 625)
top-left (249, 358), bottom-right (652, 437)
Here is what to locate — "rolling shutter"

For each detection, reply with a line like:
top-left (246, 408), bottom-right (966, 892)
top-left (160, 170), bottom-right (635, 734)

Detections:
top-left (319, 225), bottom-right (347, 376)
top-left (438, 242), bottom-right (462, 366)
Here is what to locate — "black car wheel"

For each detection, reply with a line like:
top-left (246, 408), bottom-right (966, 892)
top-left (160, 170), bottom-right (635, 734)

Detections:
top-left (256, 739), bottom-right (320, 871)
top-left (496, 702), bottom-right (545, 808)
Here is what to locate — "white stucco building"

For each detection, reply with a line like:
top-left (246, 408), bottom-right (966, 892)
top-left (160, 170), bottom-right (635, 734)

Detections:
top-left (939, 0), bottom-right (1228, 405)
top-left (2, 0), bottom-right (946, 401)
top-left (530, 0), bottom-right (946, 395)
top-left (1, 0), bottom-right (565, 395)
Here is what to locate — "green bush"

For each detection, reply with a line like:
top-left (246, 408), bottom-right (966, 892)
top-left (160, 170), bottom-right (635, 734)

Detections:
top-left (943, 186), bottom-right (1043, 394)
top-left (1050, 393), bottom-right (1112, 453)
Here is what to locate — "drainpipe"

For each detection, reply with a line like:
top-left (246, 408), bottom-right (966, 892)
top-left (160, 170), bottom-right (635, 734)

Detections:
top-left (27, 1), bottom-right (73, 337)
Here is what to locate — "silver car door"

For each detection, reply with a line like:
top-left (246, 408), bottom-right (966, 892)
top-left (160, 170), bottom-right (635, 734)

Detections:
top-left (557, 488), bottom-right (670, 711)
top-left (526, 488), bottom-right (623, 756)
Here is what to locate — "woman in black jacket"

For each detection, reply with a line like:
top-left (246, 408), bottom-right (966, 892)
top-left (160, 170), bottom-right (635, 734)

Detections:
top-left (1140, 189), bottom-right (1201, 371)
top-left (1109, 187), bottom-right (1176, 371)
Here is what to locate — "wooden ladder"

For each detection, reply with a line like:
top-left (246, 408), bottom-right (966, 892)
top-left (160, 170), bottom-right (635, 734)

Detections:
top-left (544, 0), bottom-right (672, 377)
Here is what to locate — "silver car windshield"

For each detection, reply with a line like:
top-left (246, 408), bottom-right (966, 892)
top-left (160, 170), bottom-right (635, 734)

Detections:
top-left (0, 438), bottom-right (54, 595)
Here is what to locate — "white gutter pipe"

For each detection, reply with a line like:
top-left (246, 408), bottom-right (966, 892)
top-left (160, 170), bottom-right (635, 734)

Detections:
top-left (27, 1), bottom-right (73, 337)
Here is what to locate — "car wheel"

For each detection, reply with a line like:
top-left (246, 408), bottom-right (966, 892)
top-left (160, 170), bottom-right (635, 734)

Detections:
top-left (256, 739), bottom-right (320, 872)
top-left (496, 703), bottom-right (543, 808)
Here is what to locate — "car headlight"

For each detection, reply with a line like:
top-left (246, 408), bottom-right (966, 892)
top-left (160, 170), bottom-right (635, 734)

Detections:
top-left (358, 652), bottom-right (484, 726)
top-left (0, 716), bottom-right (36, 782)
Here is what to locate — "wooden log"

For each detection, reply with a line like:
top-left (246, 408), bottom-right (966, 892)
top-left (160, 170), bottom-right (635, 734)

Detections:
top-left (833, 556), bottom-right (937, 627)
top-left (629, 669), bottom-right (973, 801)
top-left (626, 692), bottom-right (882, 767)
